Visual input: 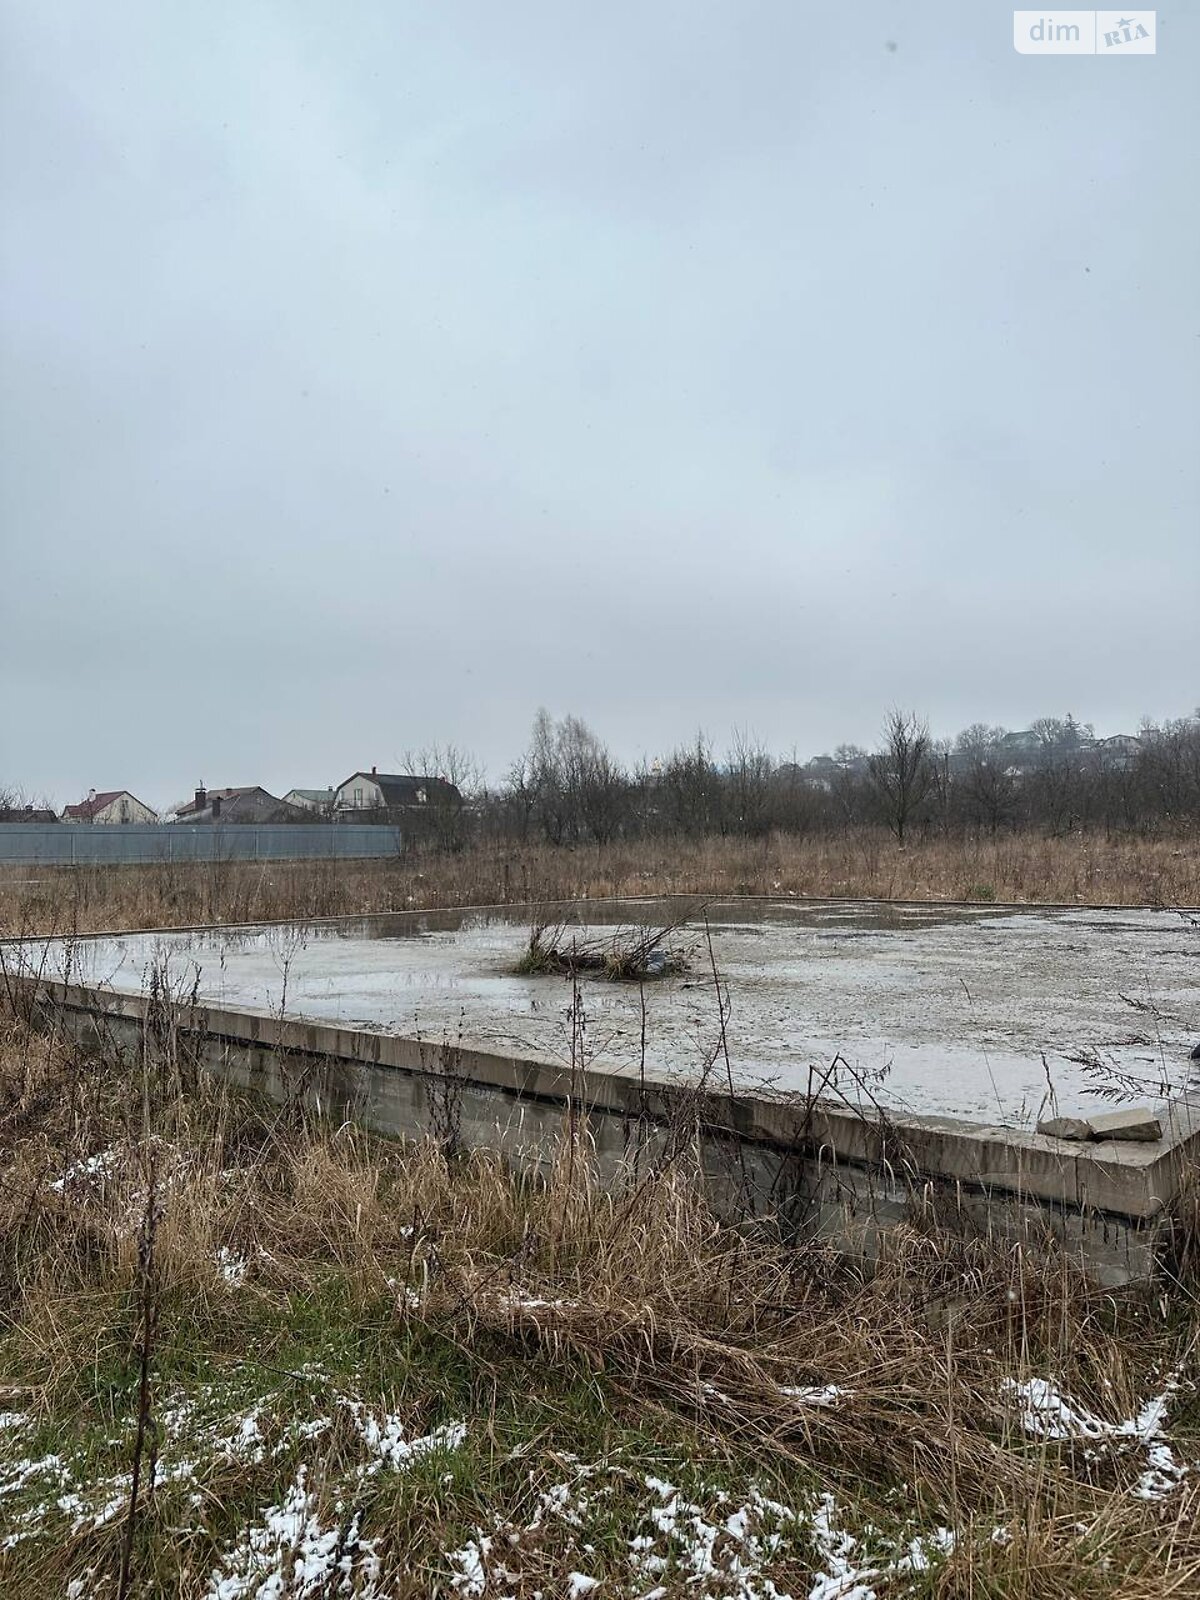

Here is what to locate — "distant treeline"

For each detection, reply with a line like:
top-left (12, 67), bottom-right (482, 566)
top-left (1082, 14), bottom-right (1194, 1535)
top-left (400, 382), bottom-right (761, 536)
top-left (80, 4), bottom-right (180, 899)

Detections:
top-left (8, 708), bottom-right (1199, 855)
top-left (408, 708), bottom-right (1200, 850)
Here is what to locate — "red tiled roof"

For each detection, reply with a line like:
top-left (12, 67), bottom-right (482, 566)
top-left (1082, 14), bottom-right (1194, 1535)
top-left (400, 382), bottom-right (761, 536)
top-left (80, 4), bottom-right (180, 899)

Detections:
top-left (62, 790), bottom-right (127, 820)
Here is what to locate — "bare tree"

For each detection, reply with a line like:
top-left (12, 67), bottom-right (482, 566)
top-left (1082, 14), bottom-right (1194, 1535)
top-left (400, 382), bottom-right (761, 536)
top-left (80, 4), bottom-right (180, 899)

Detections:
top-left (725, 728), bottom-right (774, 837)
top-left (402, 743), bottom-right (483, 852)
top-left (820, 744), bottom-right (869, 826)
top-left (1025, 744), bottom-right (1084, 837)
top-left (653, 735), bottom-right (725, 837)
top-left (1030, 714), bottom-right (1093, 751)
top-left (556, 716), bottom-right (626, 844)
top-left (961, 753), bottom-right (1018, 836)
top-left (499, 752), bottom-right (537, 843)
top-left (518, 710), bottom-right (628, 845)
top-left (953, 725), bottom-right (1017, 836)
top-left (868, 710), bottom-right (933, 845)
top-left (526, 708), bottom-right (570, 844)
top-left (927, 737), bottom-right (954, 835)
top-left (954, 723), bottom-right (1007, 757)
top-left (1137, 716), bottom-right (1200, 824)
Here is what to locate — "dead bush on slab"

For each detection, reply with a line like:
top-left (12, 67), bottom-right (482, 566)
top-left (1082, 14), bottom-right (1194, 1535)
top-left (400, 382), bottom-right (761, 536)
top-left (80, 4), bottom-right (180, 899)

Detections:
top-left (514, 916), bottom-right (699, 981)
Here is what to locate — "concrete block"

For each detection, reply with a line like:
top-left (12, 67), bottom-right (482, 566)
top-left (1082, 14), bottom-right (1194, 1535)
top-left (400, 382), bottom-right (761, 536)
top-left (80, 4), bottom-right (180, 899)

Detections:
top-left (1037, 1116), bottom-right (1093, 1141)
top-left (1088, 1107), bottom-right (1162, 1143)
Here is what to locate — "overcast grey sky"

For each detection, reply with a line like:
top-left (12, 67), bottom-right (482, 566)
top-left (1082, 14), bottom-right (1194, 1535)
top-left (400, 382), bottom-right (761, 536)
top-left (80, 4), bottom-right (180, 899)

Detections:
top-left (2, 2), bottom-right (1196, 807)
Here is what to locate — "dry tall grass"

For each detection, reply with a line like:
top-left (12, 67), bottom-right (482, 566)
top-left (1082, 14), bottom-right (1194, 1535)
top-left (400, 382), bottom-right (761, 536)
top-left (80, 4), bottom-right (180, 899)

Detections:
top-left (3, 836), bottom-right (1199, 1596)
top-left (2, 827), bottom-right (1197, 939)
top-left (1, 1001), bottom-right (1198, 1597)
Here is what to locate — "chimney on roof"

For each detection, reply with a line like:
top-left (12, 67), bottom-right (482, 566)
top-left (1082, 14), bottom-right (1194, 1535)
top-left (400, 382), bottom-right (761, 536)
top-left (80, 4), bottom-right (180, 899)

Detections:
top-left (88, 788), bottom-right (96, 803)
top-left (211, 794), bottom-right (222, 820)
top-left (195, 784), bottom-right (207, 813)
top-left (371, 765), bottom-right (377, 776)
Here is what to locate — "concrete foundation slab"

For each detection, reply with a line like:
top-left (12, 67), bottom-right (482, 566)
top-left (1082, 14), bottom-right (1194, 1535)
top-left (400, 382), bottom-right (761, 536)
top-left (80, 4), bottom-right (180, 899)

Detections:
top-left (11, 897), bottom-right (1199, 1125)
top-left (5, 897), bottom-right (1198, 1285)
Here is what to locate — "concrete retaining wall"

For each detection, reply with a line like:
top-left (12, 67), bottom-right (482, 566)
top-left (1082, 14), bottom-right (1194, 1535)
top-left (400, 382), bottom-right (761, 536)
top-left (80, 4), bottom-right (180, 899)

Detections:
top-left (23, 973), bottom-right (1198, 1286)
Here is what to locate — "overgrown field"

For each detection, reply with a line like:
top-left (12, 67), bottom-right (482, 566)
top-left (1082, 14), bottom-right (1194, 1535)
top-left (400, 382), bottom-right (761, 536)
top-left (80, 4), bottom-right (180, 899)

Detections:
top-left (1, 1000), bottom-right (1198, 1598)
top-left (2, 828), bottom-right (1198, 939)
top-left (2, 841), bottom-right (1199, 1596)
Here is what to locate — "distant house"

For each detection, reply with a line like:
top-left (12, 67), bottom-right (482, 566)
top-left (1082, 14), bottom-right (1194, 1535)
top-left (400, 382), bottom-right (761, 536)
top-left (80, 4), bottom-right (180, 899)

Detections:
top-left (1096, 734), bottom-right (1143, 768)
top-left (795, 755), bottom-right (838, 792)
top-left (283, 787), bottom-right (335, 815)
top-left (62, 789), bottom-right (157, 825)
top-left (170, 785), bottom-right (307, 825)
top-left (333, 768), bottom-right (462, 819)
top-left (790, 752), bottom-right (868, 791)
top-left (997, 731), bottom-right (1041, 757)
top-left (0, 805), bottom-right (58, 824)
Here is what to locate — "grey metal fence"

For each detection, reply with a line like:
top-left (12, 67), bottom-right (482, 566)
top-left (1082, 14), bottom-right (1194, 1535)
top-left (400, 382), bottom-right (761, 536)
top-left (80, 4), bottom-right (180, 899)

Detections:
top-left (0, 824), bottom-right (404, 866)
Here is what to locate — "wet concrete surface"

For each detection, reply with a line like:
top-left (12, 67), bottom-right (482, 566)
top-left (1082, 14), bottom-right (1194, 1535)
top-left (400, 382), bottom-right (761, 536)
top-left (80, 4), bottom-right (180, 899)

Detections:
top-left (12, 898), bottom-right (1199, 1127)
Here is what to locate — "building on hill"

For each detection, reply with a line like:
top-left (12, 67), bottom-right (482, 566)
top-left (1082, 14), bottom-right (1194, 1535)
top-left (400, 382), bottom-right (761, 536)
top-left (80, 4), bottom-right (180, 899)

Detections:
top-left (1095, 733), bottom-right (1143, 768)
top-left (997, 730), bottom-right (1041, 758)
top-left (170, 785), bottom-right (308, 824)
top-left (62, 789), bottom-right (157, 824)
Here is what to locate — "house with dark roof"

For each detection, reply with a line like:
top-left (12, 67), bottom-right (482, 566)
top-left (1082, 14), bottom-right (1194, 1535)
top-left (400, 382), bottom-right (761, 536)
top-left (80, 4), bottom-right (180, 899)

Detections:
top-left (0, 805), bottom-right (59, 824)
top-left (170, 785), bottom-right (307, 824)
top-left (62, 789), bottom-right (157, 824)
top-left (333, 768), bottom-right (462, 819)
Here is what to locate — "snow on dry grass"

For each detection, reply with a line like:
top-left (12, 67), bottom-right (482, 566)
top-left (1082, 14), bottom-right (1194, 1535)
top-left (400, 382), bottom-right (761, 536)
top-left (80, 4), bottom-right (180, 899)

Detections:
top-left (1003, 1374), bottom-right (1191, 1503)
top-left (1, 1004), bottom-right (1199, 1596)
top-left (444, 1458), bottom-right (962, 1600)
top-left (203, 1469), bottom-right (383, 1600)
top-left (0, 1374), bottom-right (469, 1565)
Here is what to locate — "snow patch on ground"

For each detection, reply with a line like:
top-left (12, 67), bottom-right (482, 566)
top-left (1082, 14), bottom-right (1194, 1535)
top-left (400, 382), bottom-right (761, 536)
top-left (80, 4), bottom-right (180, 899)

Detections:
top-left (779, 1386), bottom-right (849, 1410)
top-left (385, 1274), bottom-right (425, 1313)
top-left (445, 1456), bottom-right (956, 1600)
top-left (215, 1246), bottom-right (249, 1286)
top-left (49, 1147), bottom-right (121, 1194)
top-left (494, 1291), bottom-right (572, 1311)
top-left (0, 1452), bottom-right (73, 1550)
top-left (1003, 1376), bottom-right (1189, 1501)
top-left (0, 1378), bottom-right (468, 1560)
top-left (203, 1467), bottom-right (381, 1600)
top-left (343, 1403), bottom-right (467, 1480)
top-left (636, 1475), bottom-right (799, 1596)
top-left (805, 1493), bottom-right (955, 1600)
top-left (448, 1534), bottom-right (492, 1596)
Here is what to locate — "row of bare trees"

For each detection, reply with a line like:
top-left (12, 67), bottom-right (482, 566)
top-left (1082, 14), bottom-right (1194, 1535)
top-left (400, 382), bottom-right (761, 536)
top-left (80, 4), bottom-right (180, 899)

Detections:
top-left (449, 706), bottom-right (1200, 849)
top-left (11, 709), bottom-right (1198, 853)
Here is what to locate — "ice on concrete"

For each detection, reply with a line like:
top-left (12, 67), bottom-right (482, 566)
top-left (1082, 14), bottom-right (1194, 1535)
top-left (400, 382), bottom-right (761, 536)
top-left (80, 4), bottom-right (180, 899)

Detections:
top-left (12, 899), bottom-right (1200, 1127)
